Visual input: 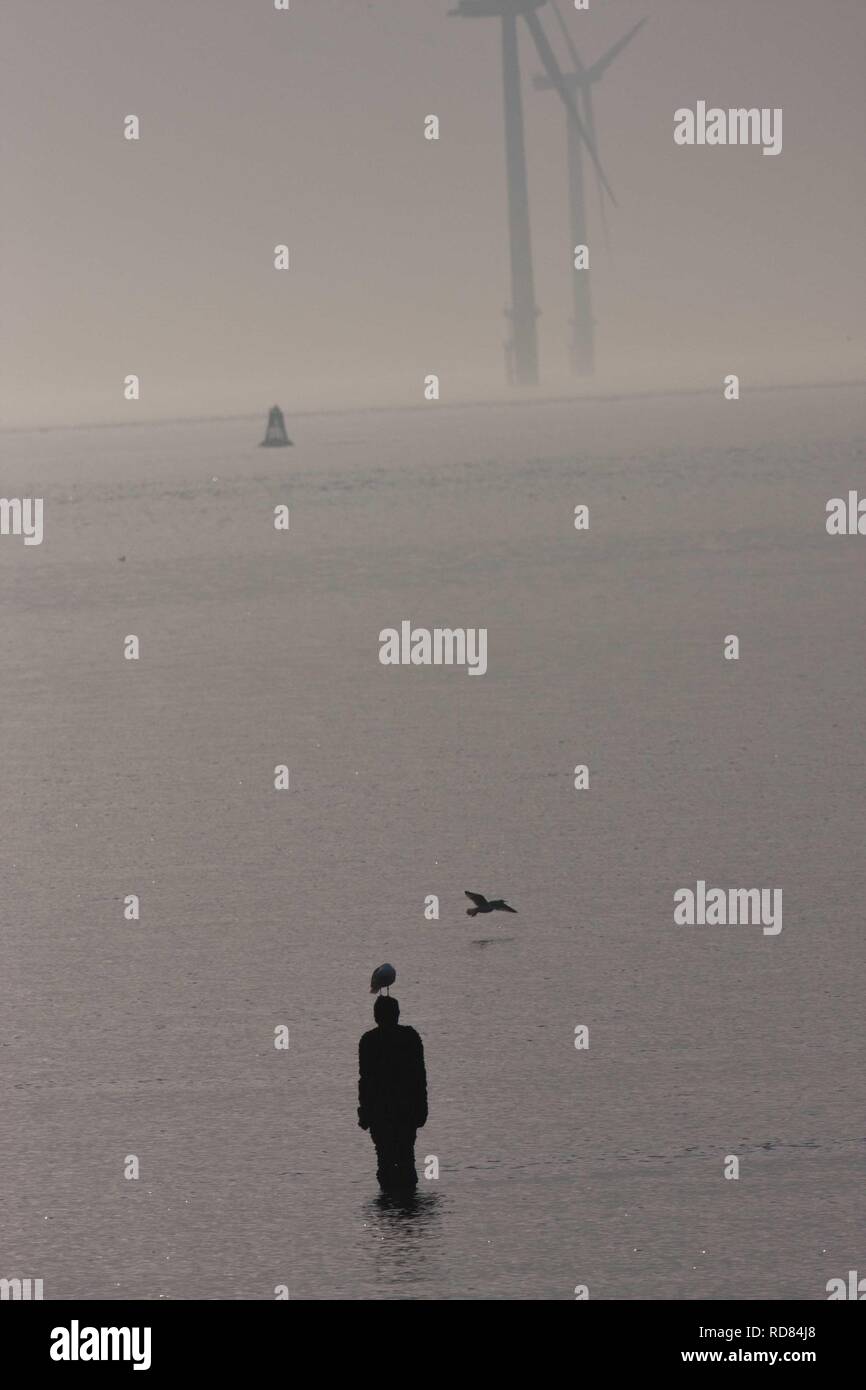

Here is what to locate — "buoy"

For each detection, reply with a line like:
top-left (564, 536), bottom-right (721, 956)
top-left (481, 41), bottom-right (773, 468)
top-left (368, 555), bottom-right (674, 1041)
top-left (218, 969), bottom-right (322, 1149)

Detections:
top-left (260, 405), bottom-right (293, 447)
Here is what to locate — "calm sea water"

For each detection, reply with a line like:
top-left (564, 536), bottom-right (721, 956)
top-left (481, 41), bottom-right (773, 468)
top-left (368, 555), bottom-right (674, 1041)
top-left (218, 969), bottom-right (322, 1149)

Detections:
top-left (2, 386), bottom-right (864, 1299)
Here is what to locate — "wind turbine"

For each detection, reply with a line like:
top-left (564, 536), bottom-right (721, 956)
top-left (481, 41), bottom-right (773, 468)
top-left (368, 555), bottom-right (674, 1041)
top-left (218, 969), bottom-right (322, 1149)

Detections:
top-left (449, 0), bottom-right (615, 388)
top-left (533, 4), bottom-right (645, 374)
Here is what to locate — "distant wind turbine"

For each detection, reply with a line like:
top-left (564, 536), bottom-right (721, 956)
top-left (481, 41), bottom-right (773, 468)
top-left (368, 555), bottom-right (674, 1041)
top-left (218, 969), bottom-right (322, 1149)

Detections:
top-left (449, 0), bottom-right (614, 388)
top-left (533, 4), bottom-right (646, 374)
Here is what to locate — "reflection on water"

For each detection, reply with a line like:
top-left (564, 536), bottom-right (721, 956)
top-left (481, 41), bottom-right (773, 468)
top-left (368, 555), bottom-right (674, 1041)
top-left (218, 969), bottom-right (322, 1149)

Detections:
top-left (361, 1190), bottom-right (445, 1297)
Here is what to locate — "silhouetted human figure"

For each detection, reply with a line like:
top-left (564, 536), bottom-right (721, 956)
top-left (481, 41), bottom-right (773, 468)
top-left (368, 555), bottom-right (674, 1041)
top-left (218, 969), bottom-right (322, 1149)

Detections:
top-left (358, 996), bottom-right (428, 1191)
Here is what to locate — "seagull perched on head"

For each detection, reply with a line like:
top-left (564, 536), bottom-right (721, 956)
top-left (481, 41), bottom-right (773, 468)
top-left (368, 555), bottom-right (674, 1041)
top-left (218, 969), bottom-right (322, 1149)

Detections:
top-left (370, 963), bottom-right (397, 994)
top-left (465, 891), bottom-right (517, 917)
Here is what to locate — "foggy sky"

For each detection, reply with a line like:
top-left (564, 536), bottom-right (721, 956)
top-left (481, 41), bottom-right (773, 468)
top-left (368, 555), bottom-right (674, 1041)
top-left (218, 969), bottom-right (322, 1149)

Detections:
top-left (2, 0), bottom-right (864, 428)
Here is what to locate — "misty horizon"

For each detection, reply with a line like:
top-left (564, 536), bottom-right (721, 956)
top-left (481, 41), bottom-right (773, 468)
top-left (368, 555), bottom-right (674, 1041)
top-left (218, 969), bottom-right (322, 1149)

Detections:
top-left (3, 0), bottom-right (864, 429)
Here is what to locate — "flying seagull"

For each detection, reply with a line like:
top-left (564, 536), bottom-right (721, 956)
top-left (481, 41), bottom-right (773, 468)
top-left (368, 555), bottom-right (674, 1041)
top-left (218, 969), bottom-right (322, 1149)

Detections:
top-left (370, 963), bottom-right (396, 994)
top-left (465, 891), bottom-right (518, 917)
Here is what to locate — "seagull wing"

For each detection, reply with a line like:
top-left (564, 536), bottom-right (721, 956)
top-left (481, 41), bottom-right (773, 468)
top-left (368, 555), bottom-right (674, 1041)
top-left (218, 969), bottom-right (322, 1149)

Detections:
top-left (465, 891), bottom-right (489, 907)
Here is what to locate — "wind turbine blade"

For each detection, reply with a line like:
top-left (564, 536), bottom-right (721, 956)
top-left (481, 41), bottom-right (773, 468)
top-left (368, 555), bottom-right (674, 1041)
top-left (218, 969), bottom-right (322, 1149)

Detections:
top-left (523, 9), bottom-right (617, 207)
top-left (550, 0), bottom-right (585, 76)
top-left (581, 86), bottom-right (611, 249)
top-left (585, 18), bottom-right (647, 83)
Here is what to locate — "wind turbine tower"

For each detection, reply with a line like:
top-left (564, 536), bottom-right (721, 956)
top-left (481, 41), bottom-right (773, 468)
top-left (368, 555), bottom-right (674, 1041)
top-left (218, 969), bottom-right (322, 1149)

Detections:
top-left (450, 0), bottom-right (616, 388)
